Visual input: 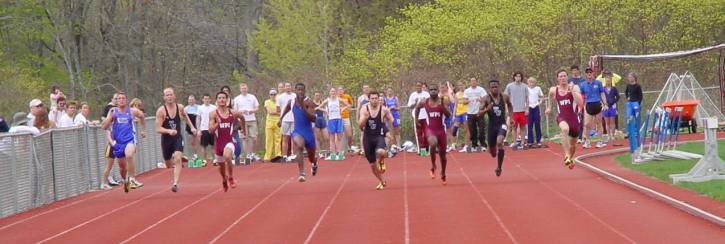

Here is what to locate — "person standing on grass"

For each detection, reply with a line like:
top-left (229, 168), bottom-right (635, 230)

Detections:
top-left (579, 67), bottom-right (609, 148)
top-left (185, 95), bottom-right (201, 161)
top-left (280, 83), bottom-right (319, 182)
top-left (545, 70), bottom-right (584, 169)
top-left (464, 78), bottom-right (488, 152)
top-left (209, 91), bottom-right (246, 192)
top-left (317, 87), bottom-right (350, 161)
top-left (415, 84), bottom-right (451, 185)
top-left (155, 88), bottom-right (198, 193)
top-left (453, 81), bottom-right (469, 152)
top-left (504, 72), bottom-right (529, 150)
top-left (101, 92), bottom-right (146, 193)
top-left (602, 77), bottom-right (620, 146)
top-left (233, 83), bottom-right (261, 164)
top-left (263, 89), bottom-right (282, 162)
top-left (312, 91), bottom-right (329, 159)
top-left (625, 72), bottom-right (643, 153)
top-left (358, 90), bottom-right (394, 190)
top-left (526, 77), bottom-right (544, 147)
top-left (481, 80), bottom-right (513, 177)
top-left (408, 82), bottom-right (431, 155)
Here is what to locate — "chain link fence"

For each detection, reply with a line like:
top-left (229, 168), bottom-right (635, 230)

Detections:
top-left (0, 118), bottom-right (161, 218)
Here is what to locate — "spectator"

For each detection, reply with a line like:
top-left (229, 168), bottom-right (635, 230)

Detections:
top-left (602, 76), bottom-right (620, 145)
top-left (464, 78), bottom-right (487, 152)
top-left (277, 82), bottom-right (296, 161)
top-left (198, 94), bottom-right (217, 165)
top-left (8, 112), bottom-right (40, 135)
top-left (33, 107), bottom-right (54, 130)
top-left (185, 95), bottom-right (201, 160)
top-left (357, 85), bottom-right (371, 153)
top-left (56, 100), bottom-right (78, 128)
top-left (312, 91), bottom-right (328, 158)
top-left (74, 102), bottom-right (90, 125)
top-left (101, 94), bottom-right (120, 188)
top-left (625, 72), bottom-right (643, 153)
top-left (580, 67), bottom-right (608, 148)
top-left (49, 96), bottom-right (67, 124)
top-left (0, 114), bottom-right (9, 133)
top-left (504, 72), bottom-right (529, 149)
top-left (453, 81), bottom-right (469, 152)
top-left (384, 87), bottom-right (401, 149)
top-left (526, 77), bottom-right (544, 147)
top-left (263, 89), bottom-right (281, 162)
top-left (28, 98), bottom-right (45, 126)
top-left (338, 86), bottom-right (355, 153)
top-left (50, 85), bottom-right (64, 110)
top-left (568, 65), bottom-right (586, 86)
top-left (234, 83), bottom-right (261, 163)
top-left (407, 81), bottom-right (431, 154)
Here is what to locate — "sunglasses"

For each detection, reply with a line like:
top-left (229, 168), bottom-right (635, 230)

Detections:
top-left (34, 104), bottom-right (44, 108)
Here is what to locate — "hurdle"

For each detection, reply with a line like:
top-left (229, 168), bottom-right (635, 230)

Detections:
top-left (662, 107), bottom-right (703, 159)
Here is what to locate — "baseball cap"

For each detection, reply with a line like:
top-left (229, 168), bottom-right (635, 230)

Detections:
top-left (585, 67), bottom-right (593, 73)
top-left (29, 99), bottom-right (43, 108)
top-left (269, 89), bottom-right (278, 95)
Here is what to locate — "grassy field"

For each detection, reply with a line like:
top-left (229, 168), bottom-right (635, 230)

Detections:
top-left (614, 140), bottom-right (725, 202)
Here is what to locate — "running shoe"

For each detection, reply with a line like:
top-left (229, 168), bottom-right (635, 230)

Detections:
top-left (123, 177), bottom-right (130, 193)
top-left (582, 140), bottom-right (591, 149)
top-left (222, 180), bottom-right (229, 192)
top-left (100, 183), bottom-right (112, 190)
top-left (382, 181), bottom-right (387, 187)
top-left (376, 181), bottom-right (385, 190)
top-left (288, 154), bottom-right (297, 161)
top-left (564, 156), bottom-right (575, 169)
top-left (429, 168), bottom-right (436, 179)
top-left (446, 145), bottom-right (455, 152)
top-left (312, 162), bottom-right (319, 176)
top-left (108, 176), bottom-right (120, 186)
top-left (441, 175), bottom-right (447, 186)
top-left (595, 141), bottom-right (604, 148)
top-left (229, 177), bottom-right (237, 188)
top-left (298, 175), bottom-right (306, 182)
top-left (495, 167), bottom-right (502, 177)
top-left (171, 184), bottom-right (178, 193)
top-left (130, 178), bottom-right (143, 188)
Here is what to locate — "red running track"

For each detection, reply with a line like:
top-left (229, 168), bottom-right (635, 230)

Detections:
top-left (1, 143), bottom-right (723, 243)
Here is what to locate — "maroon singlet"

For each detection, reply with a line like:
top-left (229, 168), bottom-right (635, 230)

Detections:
top-left (555, 86), bottom-right (580, 137)
top-left (214, 109), bottom-right (236, 156)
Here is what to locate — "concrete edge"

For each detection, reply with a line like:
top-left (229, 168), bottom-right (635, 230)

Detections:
top-left (574, 143), bottom-right (725, 228)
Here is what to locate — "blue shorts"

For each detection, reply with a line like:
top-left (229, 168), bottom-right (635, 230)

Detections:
top-left (292, 130), bottom-right (316, 148)
top-left (444, 116), bottom-right (452, 128)
top-left (603, 106), bottom-right (618, 118)
top-left (455, 114), bottom-right (467, 123)
top-left (328, 119), bottom-right (344, 134)
top-left (315, 116), bottom-right (327, 129)
top-left (112, 140), bottom-right (134, 158)
top-left (391, 110), bottom-right (401, 128)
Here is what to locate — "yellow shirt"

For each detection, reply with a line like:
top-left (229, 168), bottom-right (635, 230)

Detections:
top-left (340, 94), bottom-right (353, 119)
top-left (264, 99), bottom-right (279, 124)
top-left (455, 92), bottom-right (467, 115)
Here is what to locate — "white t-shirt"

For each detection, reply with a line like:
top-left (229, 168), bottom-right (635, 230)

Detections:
top-left (73, 113), bottom-right (88, 126)
top-left (56, 113), bottom-right (75, 128)
top-left (233, 93), bottom-right (260, 121)
top-left (407, 91), bottom-right (430, 120)
top-left (464, 86), bottom-right (487, 114)
top-left (198, 104), bottom-right (217, 131)
top-left (327, 98), bottom-right (342, 120)
top-left (528, 86), bottom-right (544, 108)
top-left (277, 92), bottom-right (296, 122)
top-left (49, 109), bottom-right (67, 123)
top-left (9, 126), bottom-right (40, 136)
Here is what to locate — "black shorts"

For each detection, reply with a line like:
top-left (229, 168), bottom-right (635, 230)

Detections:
top-left (185, 114), bottom-right (198, 135)
top-left (585, 102), bottom-right (602, 116)
top-left (363, 135), bottom-right (386, 163)
top-left (105, 144), bottom-right (116, 159)
top-left (162, 135), bottom-right (184, 160)
top-left (487, 123), bottom-right (508, 150)
top-left (200, 130), bottom-right (215, 147)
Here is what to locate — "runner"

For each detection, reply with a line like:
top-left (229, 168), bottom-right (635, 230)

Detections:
top-left (358, 91), bottom-right (393, 190)
top-left (209, 91), bottom-right (246, 191)
top-left (316, 87), bottom-right (350, 160)
top-left (481, 80), bottom-right (513, 176)
top-left (101, 92), bottom-right (146, 193)
top-left (198, 94), bottom-right (217, 165)
top-left (414, 84), bottom-right (451, 185)
top-left (280, 83), bottom-right (319, 182)
top-left (155, 88), bottom-right (199, 192)
top-left (545, 70), bottom-right (584, 169)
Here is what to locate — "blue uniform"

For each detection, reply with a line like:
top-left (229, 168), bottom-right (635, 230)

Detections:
top-left (385, 96), bottom-right (401, 127)
top-left (112, 108), bottom-right (135, 158)
top-left (292, 97), bottom-right (316, 148)
top-left (579, 79), bottom-right (605, 103)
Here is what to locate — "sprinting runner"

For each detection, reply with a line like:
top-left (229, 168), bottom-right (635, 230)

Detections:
top-left (185, 95), bottom-right (200, 160)
top-left (280, 83), bottom-right (319, 182)
top-left (155, 88), bottom-right (198, 192)
top-left (384, 87), bottom-right (401, 150)
top-left (414, 84), bottom-right (451, 185)
top-left (545, 70), bottom-right (584, 169)
top-left (312, 91), bottom-right (328, 158)
top-left (316, 87), bottom-right (350, 160)
top-left (358, 91), bottom-right (393, 190)
top-left (481, 80), bottom-right (513, 176)
top-left (209, 91), bottom-right (246, 191)
top-left (101, 92), bottom-right (146, 193)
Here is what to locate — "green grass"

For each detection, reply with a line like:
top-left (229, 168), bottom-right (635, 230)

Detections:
top-left (614, 140), bottom-right (725, 202)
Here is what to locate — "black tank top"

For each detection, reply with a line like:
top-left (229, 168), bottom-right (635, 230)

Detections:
top-left (364, 105), bottom-right (387, 136)
top-left (163, 104), bottom-right (181, 139)
top-left (487, 94), bottom-right (506, 126)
